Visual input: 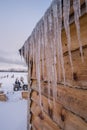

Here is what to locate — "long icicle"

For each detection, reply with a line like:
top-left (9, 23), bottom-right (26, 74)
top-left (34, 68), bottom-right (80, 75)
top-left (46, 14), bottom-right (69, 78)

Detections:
top-left (52, 0), bottom-right (61, 83)
top-left (48, 8), bottom-right (57, 105)
top-left (26, 40), bottom-right (29, 65)
top-left (44, 14), bottom-right (51, 105)
top-left (20, 46), bottom-right (24, 60)
top-left (37, 25), bottom-right (43, 111)
top-left (24, 41), bottom-right (27, 63)
top-left (35, 28), bottom-right (42, 111)
top-left (49, 3), bottom-right (59, 122)
top-left (58, 0), bottom-right (66, 85)
top-left (53, 0), bottom-right (66, 85)
top-left (32, 33), bottom-right (35, 66)
top-left (33, 31), bottom-right (37, 79)
top-left (27, 39), bottom-right (30, 68)
top-left (73, 0), bottom-right (84, 62)
top-left (63, 0), bottom-right (74, 75)
top-left (41, 20), bottom-right (45, 80)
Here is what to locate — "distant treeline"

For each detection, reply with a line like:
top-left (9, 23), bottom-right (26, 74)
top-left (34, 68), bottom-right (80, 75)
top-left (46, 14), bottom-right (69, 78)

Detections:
top-left (0, 70), bottom-right (28, 73)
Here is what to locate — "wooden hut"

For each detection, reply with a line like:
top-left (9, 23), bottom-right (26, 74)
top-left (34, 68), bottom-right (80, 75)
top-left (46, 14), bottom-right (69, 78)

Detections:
top-left (20, 0), bottom-right (87, 130)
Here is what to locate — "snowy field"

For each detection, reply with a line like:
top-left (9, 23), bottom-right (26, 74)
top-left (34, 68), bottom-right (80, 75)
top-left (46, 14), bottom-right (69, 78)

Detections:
top-left (0, 72), bottom-right (28, 130)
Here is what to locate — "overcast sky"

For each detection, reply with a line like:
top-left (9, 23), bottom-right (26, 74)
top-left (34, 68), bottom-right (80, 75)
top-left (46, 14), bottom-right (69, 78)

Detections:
top-left (0, 0), bottom-right (51, 70)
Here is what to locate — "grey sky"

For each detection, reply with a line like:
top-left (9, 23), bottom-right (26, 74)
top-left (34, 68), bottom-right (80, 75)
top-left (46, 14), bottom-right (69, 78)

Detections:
top-left (0, 0), bottom-right (51, 70)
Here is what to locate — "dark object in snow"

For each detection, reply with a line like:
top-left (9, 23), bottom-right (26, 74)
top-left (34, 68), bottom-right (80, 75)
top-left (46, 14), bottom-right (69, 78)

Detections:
top-left (0, 90), bottom-right (4, 94)
top-left (0, 83), bottom-right (2, 88)
top-left (13, 84), bottom-right (28, 91)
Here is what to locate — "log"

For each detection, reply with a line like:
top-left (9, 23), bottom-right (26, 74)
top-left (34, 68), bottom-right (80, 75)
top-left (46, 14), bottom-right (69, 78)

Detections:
top-left (31, 83), bottom-right (87, 121)
top-left (42, 95), bottom-right (87, 130)
top-left (32, 46), bottom-right (87, 89)
top-left (56, 85), bottom-right (87, 121)
top-left (22, 91), bottom-right (28, 100)
top-left (0, 94), bottom-right (7, 101)
top-left (31, 103), bottom-right (61, 130)
top-left (62, 13), bottom-right (87, 53)
top-left (31, 92), bottom-right (87, 130)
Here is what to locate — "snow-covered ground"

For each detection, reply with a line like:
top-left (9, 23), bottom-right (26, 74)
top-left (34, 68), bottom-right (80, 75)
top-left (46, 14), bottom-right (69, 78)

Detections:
top-left (0, 72), bottom-right (28, 130)
top-left (0, 72), bottom-right (28, 93)
top-left (0, 100), bottom-right (27, 130)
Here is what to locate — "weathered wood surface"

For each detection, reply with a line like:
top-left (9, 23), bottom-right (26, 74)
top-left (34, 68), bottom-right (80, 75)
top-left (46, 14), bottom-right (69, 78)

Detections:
top-left (27, 3), bottom-right (87, 130)
top-left (22, 91), bottom-right (28, 100)
top-left (31, 82), bottom-right (87, 121)
top-left (31, 14), bottom-right (87, 89)
top-left (62, 13), bottom-right (87, 53)
top-left (0, 94), bottom-right (7, 101)
top-left (31, 101), bottom-right (61, 130)
top-left (43, 96), bottom-right (87, 130)
top-left (42, 95), bottom-right (87, 130)
top-left (31, 91), bottom-right (87, 130)
top-left (57, 86), bottom-right (87, 121)
top-left (31, 46), bottom-right (87, 89)
top-left (63, 47), bottom-right (87, 89)
top-left (41, 84), bottom-right (87, 121)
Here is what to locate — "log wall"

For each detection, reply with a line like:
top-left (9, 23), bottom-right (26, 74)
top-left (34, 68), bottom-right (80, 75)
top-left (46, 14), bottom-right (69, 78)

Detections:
top-left (19, 0), bottom-right (87, 130)
top-left (29, 13), bottom-right (87, 130)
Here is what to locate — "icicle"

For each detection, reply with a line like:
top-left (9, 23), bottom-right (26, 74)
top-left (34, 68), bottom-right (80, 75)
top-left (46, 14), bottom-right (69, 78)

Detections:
top-left (73, 0), bottom-right (84, 62)
top-left (48, 9), bottom-right (57, 104)
top-left (31, 37), bottom-right (33, 61)
top-left (29, 41), bottom-right (31, 61)
top-left (31, 35), bottom-right (34, 65)
top-left (52, 0), bottom-right (66, 85)
top-left (26, 42), bottom-right (28, 62)
top-left (35, 26), bottom-right (43, 112)
top-left (27, 38), bottom-right (30, 68)
top-left (34, 29), bottom-right (38, 80)
top-left (43, 15), bottom-right (51, 100)
top-left (23, 45), bottom-right (25, 59)
top-left (57, 0), bottom-right (66, 85)
top-left (38, 26), bottom-right (43, 111)
top-left (24, 41), bottom-right (27, 63)
top-left (20, 46), bottom-right (23, 60)
top-left (52, 1), bottom-right (61, 82)
top-left (48, 11), bottom-right (54, 88)
top-left (85, 0), bottom-right (87, 12)
top-left (31, 37), bottom-right (34, 73)
top-left (41, 20), bottom-right (45, 80)
top-left (33, 36), bottom-right (35, 66)
top-left (43, 15), bottom-right (50, 97)
top-left (63, 0), bottom-right (73, 74)
top-left (48, 8), bottom-right (58, 120)
top-left (26, 41), bottom-right (29, 65)
top-left (43, 22), bottom-right (53, 106)
top-left (24, 39), bottom-right (29, 65)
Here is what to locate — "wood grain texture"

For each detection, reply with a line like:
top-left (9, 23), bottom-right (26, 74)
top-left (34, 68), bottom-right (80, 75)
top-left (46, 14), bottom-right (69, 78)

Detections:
top-left (28, 3), bottom-right (87, 130)
top-left (31, 92), bottom-right (87, 130)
